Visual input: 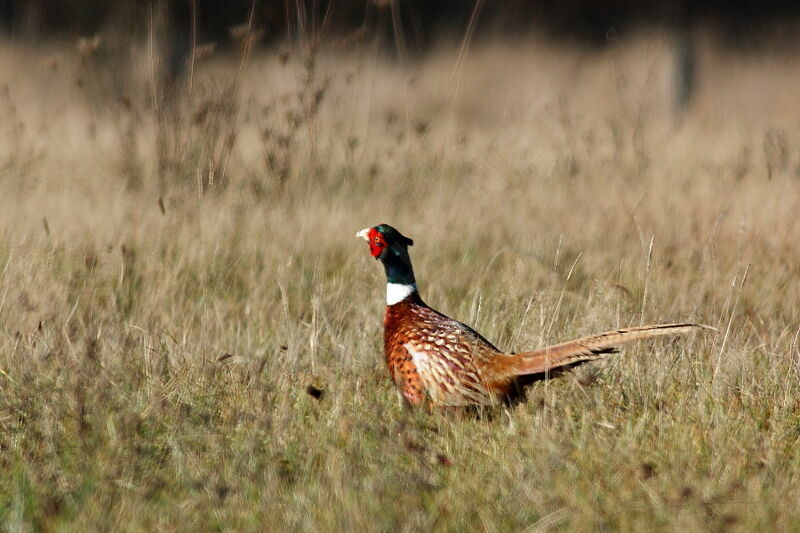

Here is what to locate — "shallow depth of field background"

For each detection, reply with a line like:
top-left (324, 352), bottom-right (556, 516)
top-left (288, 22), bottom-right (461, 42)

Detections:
top-left (1, 3), bottom-right (800, 530)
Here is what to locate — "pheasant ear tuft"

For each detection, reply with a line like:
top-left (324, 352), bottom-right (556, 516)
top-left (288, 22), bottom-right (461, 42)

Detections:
top-left (374, 224), bottom-right (413, 247)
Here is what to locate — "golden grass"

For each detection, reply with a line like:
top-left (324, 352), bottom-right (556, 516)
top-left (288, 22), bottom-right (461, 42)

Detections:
top-left (1, 33), bottom-right (800, 530)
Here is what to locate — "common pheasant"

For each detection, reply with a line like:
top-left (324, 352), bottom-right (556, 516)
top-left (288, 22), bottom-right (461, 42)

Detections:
top-left (357, 223), bottom-right (708, 407)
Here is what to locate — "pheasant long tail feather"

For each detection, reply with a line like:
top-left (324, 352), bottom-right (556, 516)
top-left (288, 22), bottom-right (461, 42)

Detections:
top-left (511, 323), bottom-right (711, 376)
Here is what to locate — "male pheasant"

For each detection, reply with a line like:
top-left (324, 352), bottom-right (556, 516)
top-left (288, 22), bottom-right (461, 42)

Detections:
top-left (357, 223), bottom-right (708, 407)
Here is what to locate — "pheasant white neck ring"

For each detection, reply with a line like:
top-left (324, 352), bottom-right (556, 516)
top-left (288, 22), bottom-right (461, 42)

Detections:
top-left (387, 283), bottom-right (417, 305)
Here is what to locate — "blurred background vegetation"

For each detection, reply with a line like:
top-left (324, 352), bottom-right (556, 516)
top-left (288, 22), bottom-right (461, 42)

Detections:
top-left (4, 0), bottom-right (800, 121)
top-left (3, 0), bottom-right (800, 47)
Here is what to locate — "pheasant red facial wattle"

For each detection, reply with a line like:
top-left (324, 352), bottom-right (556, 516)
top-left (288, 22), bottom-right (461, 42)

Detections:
top-left (361, 227), bottom-right (388, 259)
top-left (357, 223), bottom-right (710, 408)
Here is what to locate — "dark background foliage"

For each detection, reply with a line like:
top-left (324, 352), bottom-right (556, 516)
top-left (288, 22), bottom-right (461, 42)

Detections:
top-left (2, 0), bottom-right (799, 50)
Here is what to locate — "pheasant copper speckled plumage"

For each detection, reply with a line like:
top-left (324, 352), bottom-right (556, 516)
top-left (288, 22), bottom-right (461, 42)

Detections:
top-left (357, 223), bottom-right (710, 408)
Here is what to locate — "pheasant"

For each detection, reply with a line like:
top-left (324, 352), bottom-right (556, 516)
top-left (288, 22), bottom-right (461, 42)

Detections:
top-left (357, 223), bottom-right (708, 407)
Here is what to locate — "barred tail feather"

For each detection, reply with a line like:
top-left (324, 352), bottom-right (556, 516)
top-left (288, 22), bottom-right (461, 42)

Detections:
top-left (513, 323), bottom-right (712, 376)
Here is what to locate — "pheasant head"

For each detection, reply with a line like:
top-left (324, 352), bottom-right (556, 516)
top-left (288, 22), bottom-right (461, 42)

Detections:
top-left (356, 224), bottom-right (418, 305)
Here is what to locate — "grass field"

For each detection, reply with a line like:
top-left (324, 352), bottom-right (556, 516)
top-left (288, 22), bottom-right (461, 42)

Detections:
top-left (1, 33), bottom-right (800, 530)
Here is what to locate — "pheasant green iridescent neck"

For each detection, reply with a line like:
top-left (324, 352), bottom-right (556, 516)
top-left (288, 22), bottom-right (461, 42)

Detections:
top-left (380, 246), bottom-right (416, 286)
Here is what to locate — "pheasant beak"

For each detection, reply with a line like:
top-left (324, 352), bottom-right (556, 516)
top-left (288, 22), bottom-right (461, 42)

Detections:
top-left (355, 228), bottom-right (371, 241)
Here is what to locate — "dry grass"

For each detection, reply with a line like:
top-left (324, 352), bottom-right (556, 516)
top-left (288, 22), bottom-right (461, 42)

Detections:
top-left (1, 32), bottom-right (800, 530)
